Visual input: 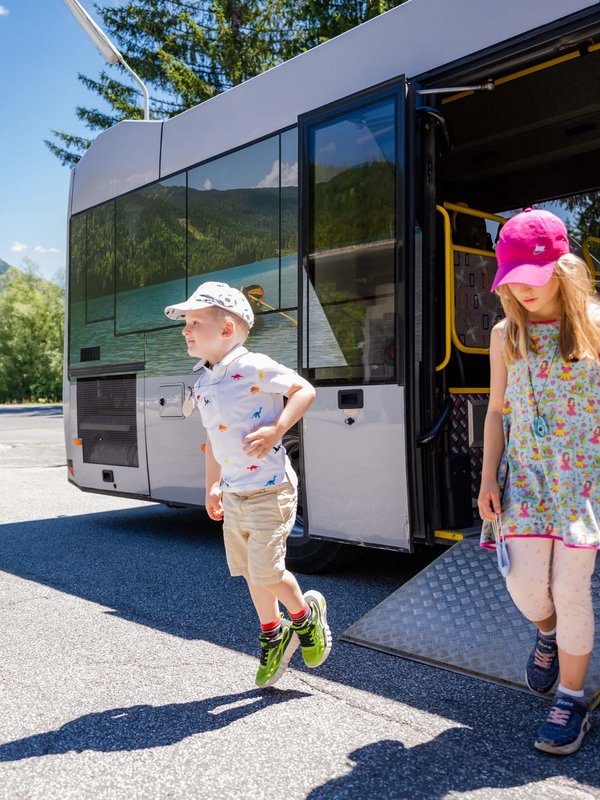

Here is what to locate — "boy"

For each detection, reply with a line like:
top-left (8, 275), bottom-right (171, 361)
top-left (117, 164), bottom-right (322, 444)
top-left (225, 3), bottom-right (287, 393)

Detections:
top-left (165, 281), bottom-right (332, 688)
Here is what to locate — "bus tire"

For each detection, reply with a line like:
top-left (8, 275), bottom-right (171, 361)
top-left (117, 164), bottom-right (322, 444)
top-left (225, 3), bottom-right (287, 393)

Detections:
top-left (283, 430), bottom-right (342, 573)
top-left (285, 522), bottom-right (342, 574)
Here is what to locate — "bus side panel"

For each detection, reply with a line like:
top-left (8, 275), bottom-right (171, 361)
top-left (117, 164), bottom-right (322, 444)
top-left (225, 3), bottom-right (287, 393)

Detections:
top-left (302, 384), bottom-right (410, 549)
top-left (144, 375), bottom-right (207, 506)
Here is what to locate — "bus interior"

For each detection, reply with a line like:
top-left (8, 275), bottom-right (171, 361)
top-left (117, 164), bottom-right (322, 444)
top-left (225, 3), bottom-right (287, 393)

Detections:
top-left (418, 40), bottom-right (600, 540)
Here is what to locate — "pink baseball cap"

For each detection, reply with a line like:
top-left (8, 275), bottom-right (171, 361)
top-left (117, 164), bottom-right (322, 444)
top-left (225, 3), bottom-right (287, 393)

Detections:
top-left (491, 208), bottom-right (570, 291)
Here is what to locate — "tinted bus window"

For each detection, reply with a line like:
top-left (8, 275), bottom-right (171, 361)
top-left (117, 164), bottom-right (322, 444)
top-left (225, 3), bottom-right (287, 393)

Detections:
top-left (86, 202), bottom-right (115, 323)
top-left (115, 174), bottom-right (187, 334)
top-left (307, 97), bottom-right (396, 383)
top-left (187, 136), bottom-right (280, 309)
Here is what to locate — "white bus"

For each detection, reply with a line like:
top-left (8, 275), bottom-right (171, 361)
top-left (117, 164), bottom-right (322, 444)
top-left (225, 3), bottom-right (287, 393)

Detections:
top-left (64, 0), bottom-right (600, 572)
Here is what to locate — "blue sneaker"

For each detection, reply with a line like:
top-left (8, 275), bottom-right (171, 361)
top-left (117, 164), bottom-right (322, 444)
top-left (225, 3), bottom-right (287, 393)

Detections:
top-left (535, 695), bottom-right (591, 755)
top-left (526, 631), bottom-right (559, 695)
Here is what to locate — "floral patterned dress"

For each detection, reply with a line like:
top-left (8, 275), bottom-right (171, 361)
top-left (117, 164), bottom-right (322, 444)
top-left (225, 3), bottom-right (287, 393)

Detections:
top-left (481, 319), bottom-right (600, 549)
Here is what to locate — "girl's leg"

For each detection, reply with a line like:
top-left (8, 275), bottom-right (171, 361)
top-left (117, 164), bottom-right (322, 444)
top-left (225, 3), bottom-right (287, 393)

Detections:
top-left (506, 537), bottom-right (559, 694)
top-left (505, 537), bottom-right (555, 624)
top-left (551, 542), bottom-right (597, 691)
top-left (534, 542), bottom-right (596, 755)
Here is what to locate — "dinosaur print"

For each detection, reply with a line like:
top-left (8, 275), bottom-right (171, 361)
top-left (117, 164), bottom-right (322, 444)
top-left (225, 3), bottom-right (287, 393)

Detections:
top-left (251, 407), bottom-right (263, 419)
top-left (231, 374), bottom-right (243, 380)
top-left (265, 475), bottom-right (277, 486)
top-left (247, 465), bottom-right (260, 472)
top-left (250, 386), bottom-right (260, 394)
top-left (219, 424), bottom-right (228, 431)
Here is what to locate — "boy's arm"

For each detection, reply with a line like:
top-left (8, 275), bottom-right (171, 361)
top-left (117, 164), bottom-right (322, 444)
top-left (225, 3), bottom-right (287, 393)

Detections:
top-left (243, 375), bottom-right (316, 460)
top-left (204, 434), bottom-right (224, 520)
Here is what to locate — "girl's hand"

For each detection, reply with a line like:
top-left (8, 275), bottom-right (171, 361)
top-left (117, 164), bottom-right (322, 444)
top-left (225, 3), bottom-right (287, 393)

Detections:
top-left (478, 478), bottom-right (501, 521)
top-left (206, 484), bottom-right (224, 521)
top-left (242, 424), bottom-right (280, 459)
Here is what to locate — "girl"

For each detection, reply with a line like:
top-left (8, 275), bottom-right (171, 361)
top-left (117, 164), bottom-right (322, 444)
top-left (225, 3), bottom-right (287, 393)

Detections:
top-left (478, 208), bottom-right (600, 756)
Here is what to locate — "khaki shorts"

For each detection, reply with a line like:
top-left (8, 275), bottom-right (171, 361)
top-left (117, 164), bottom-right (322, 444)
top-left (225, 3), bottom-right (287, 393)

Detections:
top-left (221, 481), bottom-right (297, 586)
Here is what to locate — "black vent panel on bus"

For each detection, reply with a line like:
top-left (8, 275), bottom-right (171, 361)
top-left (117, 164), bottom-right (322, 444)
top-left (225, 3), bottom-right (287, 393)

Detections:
top-left (80, 346), bottom-right (100, 362)
top-left (77, 375), bottom-right (138, 467)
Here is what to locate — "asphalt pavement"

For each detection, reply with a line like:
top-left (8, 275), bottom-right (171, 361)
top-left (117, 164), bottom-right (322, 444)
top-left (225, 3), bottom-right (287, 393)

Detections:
top-left (0, 406), bottom-right (599, 799)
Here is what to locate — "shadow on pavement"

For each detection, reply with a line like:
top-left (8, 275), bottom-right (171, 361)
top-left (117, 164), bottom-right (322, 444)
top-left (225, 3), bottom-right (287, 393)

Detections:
top-left (1, 504), bottom-right (599, 791)
top-left (0, 689), bottom-right (308, 761)
top-left (306, 735), bottom-right (600, 799)
top-left (0, 405), bottom-right (63, 417)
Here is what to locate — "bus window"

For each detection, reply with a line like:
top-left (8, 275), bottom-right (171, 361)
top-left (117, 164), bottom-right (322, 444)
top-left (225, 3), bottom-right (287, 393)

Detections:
top-left (86, 202), bottom-right (115, 323)
top-left (68, 212), bottom-right (86, 365)
top-left (280, 127), bottom-right (299, 310)
top-left (115, 174), bottom-right (187, 335)
top-left (187, 136), bottom-right (281, 308)
top-left (306, 96), bottom-right (397, 384)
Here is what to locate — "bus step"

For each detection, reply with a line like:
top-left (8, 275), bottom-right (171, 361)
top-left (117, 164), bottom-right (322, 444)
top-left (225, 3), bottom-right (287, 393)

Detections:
top-left (342, 538), bottom-right (600, 703)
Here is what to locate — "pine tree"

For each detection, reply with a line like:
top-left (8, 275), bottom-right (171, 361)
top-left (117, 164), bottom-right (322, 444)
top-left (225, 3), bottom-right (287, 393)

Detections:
top-left (47, 0), bottom-right (406, 166)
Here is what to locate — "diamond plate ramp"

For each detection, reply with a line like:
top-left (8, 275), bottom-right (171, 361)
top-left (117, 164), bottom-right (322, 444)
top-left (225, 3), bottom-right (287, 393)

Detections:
top-left (343, 538), bottom-right (600, 698)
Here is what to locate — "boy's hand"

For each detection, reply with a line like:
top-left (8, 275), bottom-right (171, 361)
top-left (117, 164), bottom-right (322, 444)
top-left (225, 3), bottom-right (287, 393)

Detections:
top-left (243, 425), bottom-right (280, 459)
top-left (206, 484), bottom-right (224, 521)
top-left (478, 478), bottom-right (501, 521)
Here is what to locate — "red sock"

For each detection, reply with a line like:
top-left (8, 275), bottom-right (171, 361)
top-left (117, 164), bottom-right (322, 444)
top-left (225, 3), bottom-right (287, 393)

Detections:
top-left (260, 619), bottom-right (281, 634)
top-left (290, 604), bottom-right (310, 625)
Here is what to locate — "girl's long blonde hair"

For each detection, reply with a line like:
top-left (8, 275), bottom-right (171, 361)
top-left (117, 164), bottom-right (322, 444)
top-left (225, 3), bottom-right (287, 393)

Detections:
top-left (497, 253), bottom-right (600, 363)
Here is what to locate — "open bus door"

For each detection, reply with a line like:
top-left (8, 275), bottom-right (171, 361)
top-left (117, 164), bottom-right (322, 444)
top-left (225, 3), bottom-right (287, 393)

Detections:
top-left (297, 78), bottom-right (414, 552)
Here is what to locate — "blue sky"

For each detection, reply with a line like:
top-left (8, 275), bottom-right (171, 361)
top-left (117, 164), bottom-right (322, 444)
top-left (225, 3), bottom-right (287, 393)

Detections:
top-left (0, 0), bottom-right (118, 282)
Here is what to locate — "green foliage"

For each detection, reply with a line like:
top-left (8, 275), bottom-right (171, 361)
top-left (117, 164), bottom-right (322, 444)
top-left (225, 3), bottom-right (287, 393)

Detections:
top-left (49, 0), bottom-right (407, 164)
top-left (559, 191), bottom-right (600, 265)
top-left (0, 267), bottom-right (64, 403)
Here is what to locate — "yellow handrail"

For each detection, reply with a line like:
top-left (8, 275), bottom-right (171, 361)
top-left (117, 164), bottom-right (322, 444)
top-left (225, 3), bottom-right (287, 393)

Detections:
top-left (436, 203), bottom-right (505, 370)
top-left (582, 236), bottom-right (600, 280)
top-left (435, 204), bottom-right (453, 371)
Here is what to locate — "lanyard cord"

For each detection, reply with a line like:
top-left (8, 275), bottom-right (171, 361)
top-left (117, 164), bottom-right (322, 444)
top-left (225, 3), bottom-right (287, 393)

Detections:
top-left (525, 343), bottom-right (559, 417)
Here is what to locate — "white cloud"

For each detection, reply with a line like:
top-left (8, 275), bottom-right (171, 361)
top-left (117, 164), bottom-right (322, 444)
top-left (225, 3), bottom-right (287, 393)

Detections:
top-left (203, 178), bottom-right (213, 190)
top-left (10, 241), bottom-right (27, 253)
top-left (281, 161), bottom-right (298, 188)
top-left (257, 160), bottom-right (279, 189)
top-left (256, 160), bottom-right (298, 189)
top-left (0, 6), bottom-right (9, 16)
top-left (34, 245), bottom-right (60, 254)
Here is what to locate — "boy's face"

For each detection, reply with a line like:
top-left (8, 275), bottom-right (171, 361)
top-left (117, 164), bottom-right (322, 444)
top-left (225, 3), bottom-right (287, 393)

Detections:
top-left (182, 307), bottom-right (230, 362)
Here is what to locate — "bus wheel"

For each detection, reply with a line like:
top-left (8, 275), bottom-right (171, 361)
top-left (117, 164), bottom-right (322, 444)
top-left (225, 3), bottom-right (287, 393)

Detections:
top-left (283, 431), bottom-right (342, 574)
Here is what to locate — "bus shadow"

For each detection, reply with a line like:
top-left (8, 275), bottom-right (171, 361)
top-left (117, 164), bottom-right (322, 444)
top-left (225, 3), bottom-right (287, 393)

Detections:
top-left (1, 504), bottom-right (599, 790)
top-left (0, 689), bottom-right (308, 762)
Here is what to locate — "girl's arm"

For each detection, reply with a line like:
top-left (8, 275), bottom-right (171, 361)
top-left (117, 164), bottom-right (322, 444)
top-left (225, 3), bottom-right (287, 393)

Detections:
top-left (204, 434), bottom-right (224, 520)
top-left (478, 323), bottom-right (508, 521)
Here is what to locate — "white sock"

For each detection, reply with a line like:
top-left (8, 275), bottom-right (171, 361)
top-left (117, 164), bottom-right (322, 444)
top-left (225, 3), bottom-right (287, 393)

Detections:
top-left (557, 683), bottom-right (584, 699)
top-left (539, 627), bottom-right (556, 640)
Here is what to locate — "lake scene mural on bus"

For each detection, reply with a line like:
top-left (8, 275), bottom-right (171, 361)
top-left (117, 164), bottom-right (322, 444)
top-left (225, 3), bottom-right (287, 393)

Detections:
top-left (68, 116), bottom-right (400, 383)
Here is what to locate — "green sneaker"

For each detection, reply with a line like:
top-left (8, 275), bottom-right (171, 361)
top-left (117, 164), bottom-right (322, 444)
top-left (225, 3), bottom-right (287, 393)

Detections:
top-left (292, 590), bottom-right (332, 668)
top-left (255, 619), bottom-right (299, 688)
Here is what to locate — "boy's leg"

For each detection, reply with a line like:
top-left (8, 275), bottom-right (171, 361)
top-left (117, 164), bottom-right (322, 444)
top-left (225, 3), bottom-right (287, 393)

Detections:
top-left (245, 483), bottom-right (332, 671)
top-left (244, 575), bottom-right (300, 688)
top-left (254, 573), bottom-right (332, 670)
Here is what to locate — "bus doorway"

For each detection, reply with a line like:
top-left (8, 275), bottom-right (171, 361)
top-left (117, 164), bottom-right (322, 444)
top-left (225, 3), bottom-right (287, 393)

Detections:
top-left (420, 37), bottom-right (600, 541)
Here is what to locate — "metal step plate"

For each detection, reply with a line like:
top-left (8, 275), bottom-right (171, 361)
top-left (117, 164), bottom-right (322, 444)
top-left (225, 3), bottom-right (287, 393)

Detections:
top-left (343, 538), bottom-right (600, 700)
